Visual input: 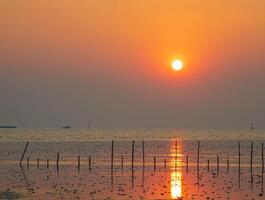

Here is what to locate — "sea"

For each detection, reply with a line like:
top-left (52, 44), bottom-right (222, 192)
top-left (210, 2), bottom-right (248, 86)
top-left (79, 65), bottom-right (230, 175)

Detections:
top-left (0, 129), bottom-right (264, 199)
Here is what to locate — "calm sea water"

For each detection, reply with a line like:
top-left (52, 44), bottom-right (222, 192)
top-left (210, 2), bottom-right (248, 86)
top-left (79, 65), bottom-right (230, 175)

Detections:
top-left (0, 128), bottom-right (265, 142)
top-left (0, 129), bottom-right (264, 167)
top-left (0, 129), bottom-right (264, 199)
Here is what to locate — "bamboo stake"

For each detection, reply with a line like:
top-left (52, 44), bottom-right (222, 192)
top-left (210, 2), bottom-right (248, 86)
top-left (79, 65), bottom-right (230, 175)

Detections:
top-left (154, 156), bottom-right (156, 172)
top-left (77, 155), bottom-right (80, 172)
top-left (111, 141), bottom-right (114, 174)
top-left (250, 142), bottom-right (253, 173)
top-left (227, 158), bottom-right (229, 173)
top-left (132, 140), bottom-right (135, 172)
top-left (142, 141), bottom-right (145, 169)
top-left (121, 155), bottom-right (124, 173)
top-left (27, 157), bottom-right (29, 170)
top-left (20, 142), bottom-right (29, 166)
top-left (261, 142), bottom-right (264, 172)
top-left (56, 152), bottom-right (60, 172)
top-left (238, 142), bottom-right (241, 171)
top-left (238, 142), bottom-right (241, 188)
top-left (175, 140), bottom-right (177, 170)
top-left (197, 141), bottom-right (200, 171)
top-left (186, 155), bottom-right (189, 173)
top-left (217, 156), bottom-right (219, 174)
top-left (131, 140), bottom-right (135, 188)
top-left (89, 156), bottom-right (91, 171)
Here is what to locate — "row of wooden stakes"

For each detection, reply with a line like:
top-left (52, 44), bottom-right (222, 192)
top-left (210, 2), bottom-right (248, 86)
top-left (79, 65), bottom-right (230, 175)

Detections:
top-left (19, 141), bottom-right (265, 174)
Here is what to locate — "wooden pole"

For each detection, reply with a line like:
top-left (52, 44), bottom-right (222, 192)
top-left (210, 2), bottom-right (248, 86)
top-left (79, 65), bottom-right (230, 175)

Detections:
top-left (250, 142), bottom-right (253, 173)
top-left (56, 152), bottom-right (60, 172)
top-left (175, 140), bottom-right (177, 170)
top-left (227, 158), bottom-right (229, 173)
top-left (111, 141), bottom-right (114, 174)
top-left (89, 156), bottom-right (91, 171)
top-left (164, 159), bottom-right (167, 170)
top-left (217, 156), bottom-right (219, 174)
top-left (197, 141), bottom-right (200, 171)
top-left (154, 156), bottom-right (156, 172)
top-left (77, 155), bottom-right (80, 172)
top-left (207, 159), bottom-right (210, 172)
top-left (121, 155), bottom-right (124, 173)
top-left (131, 140), bottom-right (135, 188)
top-left (47, 159), bottom-right (49, 169)
top-left (261, 142), bottom-right (264, 172)
top-left (238, 142), bottom-right (241, 171)
top-left (132, 140), bottom-right (135, 172)
top-left (142, 141), bottom-right (145, 169)
top-left (186, 155), bottom-right (188, 173)
top-left (20, 142), bottom-right (29, 166)
top-left (238, 142), bottom-right (241, 188)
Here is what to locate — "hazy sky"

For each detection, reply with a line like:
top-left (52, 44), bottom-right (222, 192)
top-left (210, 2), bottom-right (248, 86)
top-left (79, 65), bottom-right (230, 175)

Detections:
top-left (0, 0), bottom-right (265, 128)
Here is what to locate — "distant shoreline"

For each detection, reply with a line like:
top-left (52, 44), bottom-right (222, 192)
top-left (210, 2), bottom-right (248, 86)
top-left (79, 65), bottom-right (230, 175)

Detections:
top-left (0, 126), bottom-right (16, 128)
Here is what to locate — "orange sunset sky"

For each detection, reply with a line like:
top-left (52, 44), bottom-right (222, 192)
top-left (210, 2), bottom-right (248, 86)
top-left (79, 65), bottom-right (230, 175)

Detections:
top-left (0, 0), bottom-right (265, 128)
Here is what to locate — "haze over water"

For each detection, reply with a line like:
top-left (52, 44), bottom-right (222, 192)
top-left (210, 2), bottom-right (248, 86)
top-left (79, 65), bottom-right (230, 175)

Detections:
top-left (1, 0), bottom-right (265, 199)
top-left (0, 128), bottom-right (265, 142)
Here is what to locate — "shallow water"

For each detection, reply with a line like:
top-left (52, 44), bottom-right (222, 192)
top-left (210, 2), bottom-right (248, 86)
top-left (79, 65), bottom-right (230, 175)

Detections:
top-left (0, 128), bottom-right (265, 142)
top-left (0, 129), bottom-right (264, 199)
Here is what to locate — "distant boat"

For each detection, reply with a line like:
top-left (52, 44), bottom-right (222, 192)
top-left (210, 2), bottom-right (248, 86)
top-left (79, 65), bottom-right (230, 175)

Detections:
top-left (250, 122), bottom-right (254, 130)
top-left (0, 125), bottom-right (16, 128)
top-left (61, 125), bottom-right (72, 129)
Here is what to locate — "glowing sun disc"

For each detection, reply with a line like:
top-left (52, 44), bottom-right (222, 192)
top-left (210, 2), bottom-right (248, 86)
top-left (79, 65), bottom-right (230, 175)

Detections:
top-left (172, 60), bottom-right (183, 71)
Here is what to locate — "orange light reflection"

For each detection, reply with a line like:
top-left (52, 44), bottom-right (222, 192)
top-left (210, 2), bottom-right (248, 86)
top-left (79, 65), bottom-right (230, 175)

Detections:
top-left (170, 140), bottom-right (182, 199)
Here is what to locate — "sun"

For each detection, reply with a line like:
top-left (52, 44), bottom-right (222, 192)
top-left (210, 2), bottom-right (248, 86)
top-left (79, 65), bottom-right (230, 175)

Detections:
top-left (171, 59), bottom-right (183, 71)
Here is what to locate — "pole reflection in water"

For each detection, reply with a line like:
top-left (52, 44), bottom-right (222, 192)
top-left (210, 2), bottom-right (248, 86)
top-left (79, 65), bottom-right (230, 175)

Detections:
top-left (170, 140), bottom-right (182, 199)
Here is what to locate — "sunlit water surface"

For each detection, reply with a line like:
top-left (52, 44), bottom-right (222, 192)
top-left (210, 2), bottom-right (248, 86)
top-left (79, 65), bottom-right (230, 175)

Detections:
top-left (0, 129), bottom-right (265, 199)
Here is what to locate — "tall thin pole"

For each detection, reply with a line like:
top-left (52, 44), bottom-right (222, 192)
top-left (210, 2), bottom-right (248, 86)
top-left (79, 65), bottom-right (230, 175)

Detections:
top-left (227, 158), bottom-right (229, 173)
top-left (77, 155), bottom-right (80, 172)
top-left (261, 142), bottom-right (264, 172)
top-left (197, 141), bottom-right (200, 171)
top-left (238, 142), bottom-right (241, 188)
top-left (27, 157), bottom-right (29, 170)
top-left (121, 155), bottom-right (124, 173)
top-left (89, 156), bottom-right (91, 171)
top-left (154, 157), bottom-right (156, 172)
top-left (20, 142), bottom-right (29, 166)
top-left (186, 155), bottom-right (189, 173)
top-left (132, 140), bottom-right (135, 172)
top-left (56, 152), bottom-right (60, 173)
top-left (142, 141), bottom-right (145, 169)
top-left (175, 140), bottom-right (177, 171)
top-left (132, 140), bottom-right (135, 188)
top-left (111, 141), bottom-right (114, 174)
top-left (217, 155), bottom-right (219, 174)
top-left (238, 142), bottom-right (241, 170)
top-left (261, 142), bottom-right (264, 191)
top-left (250, 142), bottom-right (253, 174)
top-left (111, 141), bottom-right (114, 189)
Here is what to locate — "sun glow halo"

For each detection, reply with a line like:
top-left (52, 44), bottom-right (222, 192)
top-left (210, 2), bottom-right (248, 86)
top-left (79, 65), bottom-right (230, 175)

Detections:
top-left (172, 60), bottom-right (183, 71)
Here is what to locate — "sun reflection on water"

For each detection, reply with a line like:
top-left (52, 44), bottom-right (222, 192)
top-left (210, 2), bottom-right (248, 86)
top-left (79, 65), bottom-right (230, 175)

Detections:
top-left (171, 171), bottom-right (182, 199)
top-left (170, 140), bottom-right (182, 199)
